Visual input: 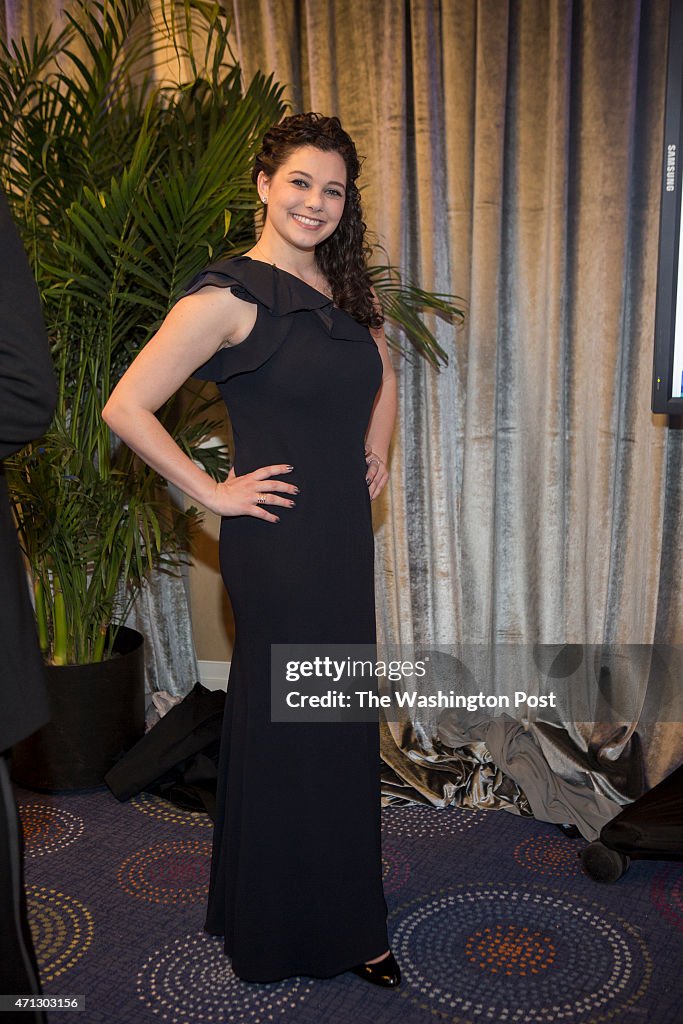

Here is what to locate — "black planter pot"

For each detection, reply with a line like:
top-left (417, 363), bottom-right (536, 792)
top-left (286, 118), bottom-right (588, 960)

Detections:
top-left (11, 626), bottom-right (145, 791)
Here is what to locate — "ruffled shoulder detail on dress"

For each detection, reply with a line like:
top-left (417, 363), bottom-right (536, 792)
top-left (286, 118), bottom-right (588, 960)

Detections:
top-left (184, 255), bottom-right (333, 316)
top-left (183, 255), bottom-right (375, 383)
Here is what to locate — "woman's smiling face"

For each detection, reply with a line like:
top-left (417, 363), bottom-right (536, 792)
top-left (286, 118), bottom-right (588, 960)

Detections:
top-left (257, 145), bottom-right (348, 250)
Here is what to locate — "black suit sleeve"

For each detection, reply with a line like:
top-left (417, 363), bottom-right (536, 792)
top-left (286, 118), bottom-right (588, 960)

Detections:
top-left (0, 193), bottom-right (57, 460)
top-left (0, 193), bottom-right (55, 750)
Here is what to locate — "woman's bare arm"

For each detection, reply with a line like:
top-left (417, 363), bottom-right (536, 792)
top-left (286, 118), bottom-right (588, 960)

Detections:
top-left (102, 286), bottom-right (297, 521)
top-left (364, 300), bottom-right (397, 500)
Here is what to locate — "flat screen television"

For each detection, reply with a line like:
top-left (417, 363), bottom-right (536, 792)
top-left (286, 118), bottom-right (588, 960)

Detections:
top-left (653, 0), bottom-right (683, 414)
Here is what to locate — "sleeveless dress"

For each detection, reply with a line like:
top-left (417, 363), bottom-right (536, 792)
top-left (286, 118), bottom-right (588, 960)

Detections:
top-left (185, 255), bottom-right (390, 983)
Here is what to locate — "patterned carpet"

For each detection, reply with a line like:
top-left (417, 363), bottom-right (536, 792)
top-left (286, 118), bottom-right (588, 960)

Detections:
top-left (15, 785), bottom-right (683, 1024)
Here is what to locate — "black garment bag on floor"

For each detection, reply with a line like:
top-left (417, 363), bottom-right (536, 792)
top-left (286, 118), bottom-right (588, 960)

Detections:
top-left (104, 682), bottom-right (225, 820)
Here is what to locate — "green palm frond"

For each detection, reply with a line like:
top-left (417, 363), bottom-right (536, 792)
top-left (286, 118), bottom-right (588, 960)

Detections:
top-left (2, 0), bottom-right (284, 664)
top-left (369, 263), bottom-right (466, 370)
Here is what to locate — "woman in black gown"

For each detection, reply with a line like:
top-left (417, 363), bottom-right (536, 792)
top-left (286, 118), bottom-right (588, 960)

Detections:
top-left (103, 113), bottom-right (398, 986)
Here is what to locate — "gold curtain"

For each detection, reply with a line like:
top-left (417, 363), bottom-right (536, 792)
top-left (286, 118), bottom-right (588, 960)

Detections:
top-left (229, 0), bottom-right (675, 646)
top-left (229, 0), bottom-right (683, 831)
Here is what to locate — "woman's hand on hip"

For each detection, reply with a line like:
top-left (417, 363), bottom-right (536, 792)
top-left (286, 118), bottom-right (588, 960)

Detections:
top-left (207, 464), bottom-right (297, 522)
top-left (365, 447), bottom-right (389, 501)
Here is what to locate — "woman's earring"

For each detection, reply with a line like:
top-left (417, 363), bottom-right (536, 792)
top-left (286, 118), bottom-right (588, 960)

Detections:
top-left (262, 195), bottom-right (268, 204)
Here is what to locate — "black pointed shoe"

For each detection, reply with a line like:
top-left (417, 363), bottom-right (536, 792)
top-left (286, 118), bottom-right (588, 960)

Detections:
top-left (350, 950), bottom-right (401, 987)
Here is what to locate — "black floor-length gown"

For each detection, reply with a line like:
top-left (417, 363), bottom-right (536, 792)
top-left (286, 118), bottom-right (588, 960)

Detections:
top-left (185, 256), bottom-right (390, 983)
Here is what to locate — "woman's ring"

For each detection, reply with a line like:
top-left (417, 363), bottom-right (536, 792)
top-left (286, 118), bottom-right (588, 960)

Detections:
top-left (256, 493), bottom-right (267, 505)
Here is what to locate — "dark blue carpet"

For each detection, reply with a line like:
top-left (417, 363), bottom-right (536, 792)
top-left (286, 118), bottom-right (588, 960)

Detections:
top-left (15, 785), bottom-right (683, 1024)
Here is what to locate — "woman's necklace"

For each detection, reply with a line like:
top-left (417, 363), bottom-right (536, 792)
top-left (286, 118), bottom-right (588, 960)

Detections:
top-left (251, 242), bottom-right (330, 299)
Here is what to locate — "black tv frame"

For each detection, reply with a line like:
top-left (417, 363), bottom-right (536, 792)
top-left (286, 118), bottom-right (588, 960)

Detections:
top-left (653, 0), bottom-right (683, 414)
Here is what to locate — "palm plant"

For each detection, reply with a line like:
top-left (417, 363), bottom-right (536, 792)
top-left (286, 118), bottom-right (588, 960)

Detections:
top-left (1, 0), bottom-right (463, 667)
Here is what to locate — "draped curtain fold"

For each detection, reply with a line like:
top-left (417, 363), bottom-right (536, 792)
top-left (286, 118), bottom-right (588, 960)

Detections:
top-left (4, 0), bottom-right (682, 831)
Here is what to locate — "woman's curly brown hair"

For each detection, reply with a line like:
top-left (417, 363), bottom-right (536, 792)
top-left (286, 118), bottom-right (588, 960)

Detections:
top-left (252, 112), bottom-right (383, 329)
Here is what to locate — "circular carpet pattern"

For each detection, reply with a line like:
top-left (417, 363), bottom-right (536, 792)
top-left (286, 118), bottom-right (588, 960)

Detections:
top-left (136, 932), bottom-right (314, 1023)
top-left (390, 884), bottom-right (652, 1022)
top-left (117, 839), bottom-right (211, 905)
top-left (27, 885), bottom-right (94, 983)
top-left (651, 863), bottom-right (683, 934)
top-left (382, 804), bottom-right (479, 838)
top-left (513, 835), bottom-right (582, 877)
top-left (18, 802), bottom-right (85, 858)
top-left (130, 791), bottom-right (212, 828)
